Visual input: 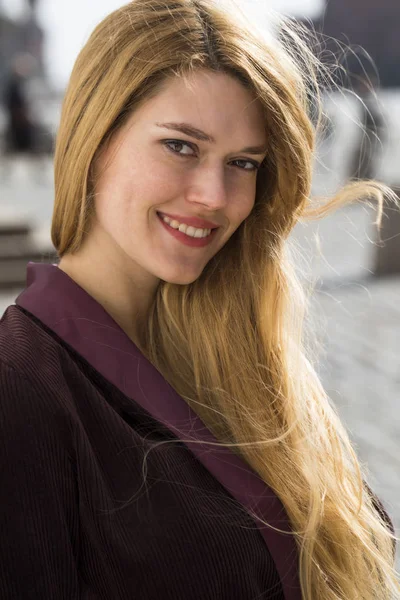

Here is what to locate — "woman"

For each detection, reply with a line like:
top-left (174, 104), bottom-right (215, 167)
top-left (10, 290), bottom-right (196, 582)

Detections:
top-left (3, 54), bottom-right (36, 155)
top-left (0, 1), bottom-right (398, 598)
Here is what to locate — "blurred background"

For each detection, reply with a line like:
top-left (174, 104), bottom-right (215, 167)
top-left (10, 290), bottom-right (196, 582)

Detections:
top-left (1, 0), bottom-right (399, 561)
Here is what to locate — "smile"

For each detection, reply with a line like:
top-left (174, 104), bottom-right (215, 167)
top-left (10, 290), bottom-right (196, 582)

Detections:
top-left (157, 212), bottom-right (219, 248)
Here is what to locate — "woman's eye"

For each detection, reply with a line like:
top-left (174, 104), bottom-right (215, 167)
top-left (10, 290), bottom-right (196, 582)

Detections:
top-left (164, 140), bottom-right (196, 156)
top-left (234, 159), bottom-right (260, 172)
top-left (163, 139), bottom-right (260, 172)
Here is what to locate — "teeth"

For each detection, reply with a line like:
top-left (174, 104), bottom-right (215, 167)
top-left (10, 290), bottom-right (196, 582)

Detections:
top-left (160, 214), bottom-right (212, 238)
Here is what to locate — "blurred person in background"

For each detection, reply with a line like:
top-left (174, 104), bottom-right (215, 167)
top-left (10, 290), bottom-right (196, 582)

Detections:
top-left (3, 53), bottom-right (36, 155)
top-left (1, 52), bottom-right (53, 181)
top-left (0, 1), bottom-right (399, 599)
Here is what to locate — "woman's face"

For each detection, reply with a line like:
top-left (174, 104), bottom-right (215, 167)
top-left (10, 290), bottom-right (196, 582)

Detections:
top-left (91, 69), bottom-right (267, 287)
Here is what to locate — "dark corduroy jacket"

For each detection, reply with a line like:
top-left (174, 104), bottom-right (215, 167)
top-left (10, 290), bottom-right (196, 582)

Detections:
top-left (0, 263), bottom-right (394, 599)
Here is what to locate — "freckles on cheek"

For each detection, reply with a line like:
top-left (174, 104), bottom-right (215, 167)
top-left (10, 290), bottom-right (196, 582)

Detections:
top-left (232, 189), bottom-right (256, 220)
top-left (233, 205), bottom-right (253, 227)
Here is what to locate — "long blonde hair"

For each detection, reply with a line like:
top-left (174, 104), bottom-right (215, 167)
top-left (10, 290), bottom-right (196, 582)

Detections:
top-left (52, 1), bottom-right (399, 597)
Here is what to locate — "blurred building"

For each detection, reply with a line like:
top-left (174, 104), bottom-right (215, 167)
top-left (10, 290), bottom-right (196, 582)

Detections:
top-left (299, 0), bottom-right (400, 88)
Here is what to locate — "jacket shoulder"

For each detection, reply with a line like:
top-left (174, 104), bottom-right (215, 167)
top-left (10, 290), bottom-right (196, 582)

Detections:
top-left (0, 305), bottom-right (88, 428)
top-left (0, 304), bottom-right (68, 385)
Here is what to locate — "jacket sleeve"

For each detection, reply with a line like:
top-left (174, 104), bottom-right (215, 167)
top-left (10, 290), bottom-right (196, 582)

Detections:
top-left (0, 360), bottom-right (81, 599)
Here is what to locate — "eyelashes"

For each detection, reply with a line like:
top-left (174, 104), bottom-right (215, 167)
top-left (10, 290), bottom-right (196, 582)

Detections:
top-left (163, 139), bottom-right (261, 172)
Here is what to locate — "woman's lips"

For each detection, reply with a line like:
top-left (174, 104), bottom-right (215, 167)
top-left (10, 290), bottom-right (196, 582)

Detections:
top-left (157, 212), bottom-right (218, 248)
top-left (157, 211), bottom-right (220, 230)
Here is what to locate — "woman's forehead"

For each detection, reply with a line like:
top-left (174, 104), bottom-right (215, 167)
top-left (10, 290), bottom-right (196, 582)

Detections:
top-left (122, 70), bottom-right (267, 144)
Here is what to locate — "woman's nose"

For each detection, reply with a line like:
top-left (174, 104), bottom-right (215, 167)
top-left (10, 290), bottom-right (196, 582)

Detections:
top-left (186, 165), bottom-right (229, 211)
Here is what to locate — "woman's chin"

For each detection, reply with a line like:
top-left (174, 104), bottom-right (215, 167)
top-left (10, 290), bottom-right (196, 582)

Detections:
top-left (159, 268), bottom-right (203, 286)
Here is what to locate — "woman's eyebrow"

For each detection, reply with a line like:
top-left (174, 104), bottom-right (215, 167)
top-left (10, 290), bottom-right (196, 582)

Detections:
top-left (155, 121), bottom-right (268, 155)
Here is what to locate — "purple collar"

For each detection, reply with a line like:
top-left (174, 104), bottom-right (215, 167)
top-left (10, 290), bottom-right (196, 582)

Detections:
top-left (16, 262), bottom-right (301, 599)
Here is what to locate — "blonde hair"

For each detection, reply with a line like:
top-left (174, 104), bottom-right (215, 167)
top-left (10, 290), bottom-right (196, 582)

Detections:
top-left (52, 1), bottom-right (399, 597)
